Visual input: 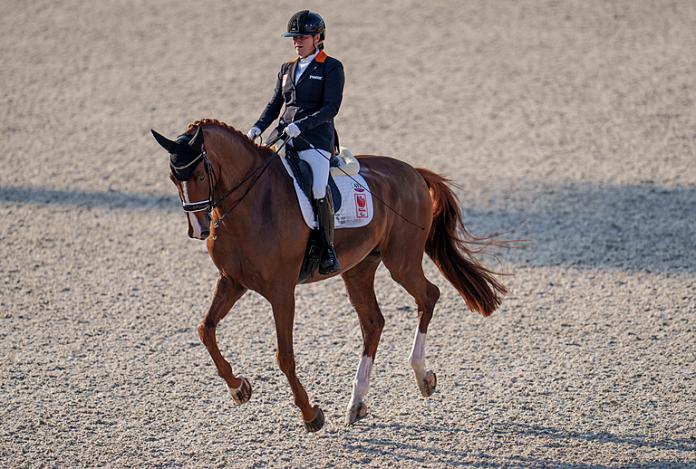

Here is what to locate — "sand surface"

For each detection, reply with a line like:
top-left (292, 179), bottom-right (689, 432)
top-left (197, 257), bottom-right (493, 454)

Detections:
top-left (2, 1), bottom-right (695, 467)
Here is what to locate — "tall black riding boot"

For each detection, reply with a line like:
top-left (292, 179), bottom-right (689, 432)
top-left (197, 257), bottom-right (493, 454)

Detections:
top-left (315, 194), bottom-right (340, 275)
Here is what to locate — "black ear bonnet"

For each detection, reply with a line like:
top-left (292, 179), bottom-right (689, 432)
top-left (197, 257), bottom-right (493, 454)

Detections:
top-left (169, 132), bottom-right (204, 181)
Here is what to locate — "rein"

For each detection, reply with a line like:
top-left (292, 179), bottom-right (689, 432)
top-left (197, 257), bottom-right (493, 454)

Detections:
top-left (211, 152), bottom-right (275, 227)
top-left (213, 138), bottom-right (289, 225)
top-left (173, 132), bottom-right (424, 232)
top-left (173, 138), bottom-right (289, 226)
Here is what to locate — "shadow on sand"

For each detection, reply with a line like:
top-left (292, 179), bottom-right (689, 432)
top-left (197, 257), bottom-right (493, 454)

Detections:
top-left (1, 181), bottom-right (694, 273)
top-left (341, 420), bottom-right (695, 468)
top-left (499, 422), bottom-right (696, 453)
top-left (0, 185), bottom-right (177, 212)
top-left (465, 181), bottom-right (695, 274)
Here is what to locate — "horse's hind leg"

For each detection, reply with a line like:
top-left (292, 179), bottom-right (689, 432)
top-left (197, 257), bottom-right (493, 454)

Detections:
top-left (341, 253), bottom-right (384, 425)
top-left (382, 244), bottom-right (441, 398)
top-left (198, 275), bottom-right (252, 405)
top-left (408, 287), bottom-right (440, 398)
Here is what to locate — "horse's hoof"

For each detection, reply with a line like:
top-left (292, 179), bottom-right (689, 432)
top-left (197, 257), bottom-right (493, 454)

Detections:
top-left (345, 401), bottom-right (368, 426)
top-left (418, 370), bottom-right (437, 398)
top-left (229, 377), bottom-right (252, 405)
top-left (304, 405), bottom-right (325, 433)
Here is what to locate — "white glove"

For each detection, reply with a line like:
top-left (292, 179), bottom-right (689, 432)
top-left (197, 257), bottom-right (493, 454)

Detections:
top-left (247, 127), bottom-right (261, 140)
top-left (284, 123), bottom-right (301, 138)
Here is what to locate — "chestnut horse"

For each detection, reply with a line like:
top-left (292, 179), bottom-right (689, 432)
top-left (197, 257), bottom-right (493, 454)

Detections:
top-left (151, 119), bottom-right (506, 432)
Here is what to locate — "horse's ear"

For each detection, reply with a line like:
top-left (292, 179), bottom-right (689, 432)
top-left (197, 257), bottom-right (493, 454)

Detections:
top-left (188, 126), bottom-right (204, 149)
top-left (151, 129), bottom-right (178, 153)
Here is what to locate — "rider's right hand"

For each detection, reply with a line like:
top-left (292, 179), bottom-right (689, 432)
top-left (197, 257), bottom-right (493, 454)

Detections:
top-left (247, 127), bottom-right (261, 140)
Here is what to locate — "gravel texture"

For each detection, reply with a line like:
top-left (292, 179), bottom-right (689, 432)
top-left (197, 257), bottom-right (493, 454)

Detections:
top-left (2, 1), bottom-right (695, 467)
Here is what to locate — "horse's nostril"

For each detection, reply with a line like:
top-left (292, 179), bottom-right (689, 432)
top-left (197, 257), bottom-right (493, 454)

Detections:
top-left (201, 230), bottom-right (210, 239)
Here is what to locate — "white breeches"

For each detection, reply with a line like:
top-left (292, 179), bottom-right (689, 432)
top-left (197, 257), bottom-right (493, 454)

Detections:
top-left (296, 148), bottom-right (331, 199)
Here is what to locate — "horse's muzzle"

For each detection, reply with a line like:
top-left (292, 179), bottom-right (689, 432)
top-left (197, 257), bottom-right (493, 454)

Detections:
top-left (188, 229), bottom-right (210, 240)
top-left (187, 211), bottom-right (212, 240)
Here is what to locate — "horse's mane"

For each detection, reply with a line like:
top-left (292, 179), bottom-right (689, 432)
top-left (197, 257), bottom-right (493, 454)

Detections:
top-left (185, 118), bottom-right (273, 157)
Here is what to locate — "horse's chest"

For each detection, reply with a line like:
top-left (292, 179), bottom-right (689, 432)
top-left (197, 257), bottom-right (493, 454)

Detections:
top-left (208, 239), bottom-right (243, 271)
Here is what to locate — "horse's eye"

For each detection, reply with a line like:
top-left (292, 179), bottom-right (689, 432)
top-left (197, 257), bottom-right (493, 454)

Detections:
top-left (198, 174), bottom-right (205, 182)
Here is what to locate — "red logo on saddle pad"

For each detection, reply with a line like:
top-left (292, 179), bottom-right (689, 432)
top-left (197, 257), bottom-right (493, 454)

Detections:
top-left (355, 193), bottom-right (368, 218)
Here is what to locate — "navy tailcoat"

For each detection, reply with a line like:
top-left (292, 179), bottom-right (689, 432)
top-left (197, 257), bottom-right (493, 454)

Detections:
top-left (253, 50), bottom-right (344, 152)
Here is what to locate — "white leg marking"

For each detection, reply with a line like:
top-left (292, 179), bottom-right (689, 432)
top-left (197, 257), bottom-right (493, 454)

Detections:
top-left (409, 329), bottom-right (427, 381)
top-left (409, 328), bottom-right (437, 397)
top-left (348, 355), bottom-right (373, 408)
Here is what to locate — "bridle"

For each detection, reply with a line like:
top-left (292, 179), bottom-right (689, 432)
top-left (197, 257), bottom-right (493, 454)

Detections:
top-left (170, 148), bottom-right (214, 213)
top-left (170, 144), bottom-right (277, 217)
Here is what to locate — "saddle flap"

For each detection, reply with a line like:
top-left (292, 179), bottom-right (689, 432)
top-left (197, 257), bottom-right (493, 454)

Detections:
top-left (284, 153), bottom-right (342, 212)
top-left (279, 154), bottom-right (373, 232)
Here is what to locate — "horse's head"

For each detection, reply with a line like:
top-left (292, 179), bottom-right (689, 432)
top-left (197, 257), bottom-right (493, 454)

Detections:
top-left (151, 127), bottom-right (213, 240)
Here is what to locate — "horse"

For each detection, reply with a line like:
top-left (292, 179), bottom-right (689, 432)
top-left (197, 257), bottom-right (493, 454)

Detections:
top-left (151, 118), bottom-right (507, 432)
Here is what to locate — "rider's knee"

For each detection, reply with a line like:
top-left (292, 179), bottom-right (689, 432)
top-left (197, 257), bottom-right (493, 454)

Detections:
top-left (312, 185), bottom-right (327, 199)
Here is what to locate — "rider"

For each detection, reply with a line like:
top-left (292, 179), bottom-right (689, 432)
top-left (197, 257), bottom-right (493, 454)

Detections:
top-left (247, 10), bottom-right (344, 275)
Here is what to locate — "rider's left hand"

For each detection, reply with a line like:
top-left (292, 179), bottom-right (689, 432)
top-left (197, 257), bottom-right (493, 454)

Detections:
top-left (247, 126), bottom-right (261, 140)
top-left (284, 123), bottom-right (301, 138)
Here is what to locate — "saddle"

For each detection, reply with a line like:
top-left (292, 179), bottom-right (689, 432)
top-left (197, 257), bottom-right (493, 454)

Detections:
top-left (284, 149), bottom-right (343, 213)
top-left (283, 148), bottom-right (340, 283)
top-left (268, 141), bottom-right (369, 283)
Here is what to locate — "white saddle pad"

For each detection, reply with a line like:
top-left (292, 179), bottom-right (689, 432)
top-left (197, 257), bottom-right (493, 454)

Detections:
top-left (279, 154), bottom-right (374, 230)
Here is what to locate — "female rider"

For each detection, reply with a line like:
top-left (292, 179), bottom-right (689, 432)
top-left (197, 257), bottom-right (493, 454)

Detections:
top-left (247, 10), bottom-right (344, 275)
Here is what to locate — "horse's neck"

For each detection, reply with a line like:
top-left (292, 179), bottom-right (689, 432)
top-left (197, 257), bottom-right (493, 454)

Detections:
top-left (209, 131), bottom-right (295, 223)
top-left (210, 131), bottom-right (264, 193)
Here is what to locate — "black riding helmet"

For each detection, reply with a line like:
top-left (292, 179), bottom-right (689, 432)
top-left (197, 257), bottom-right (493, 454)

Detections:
top-left (283, 10), bottom-right (325, 41)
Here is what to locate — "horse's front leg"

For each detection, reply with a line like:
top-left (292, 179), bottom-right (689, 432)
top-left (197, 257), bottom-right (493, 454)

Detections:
top-left (269, 289), bottom-right (325, 432)
top-left (197, 275), bottom-right (251, 405)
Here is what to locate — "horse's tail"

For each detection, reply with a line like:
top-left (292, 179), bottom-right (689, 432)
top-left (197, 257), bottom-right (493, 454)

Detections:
top-left (417, 168), bottom-right (507, 317)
